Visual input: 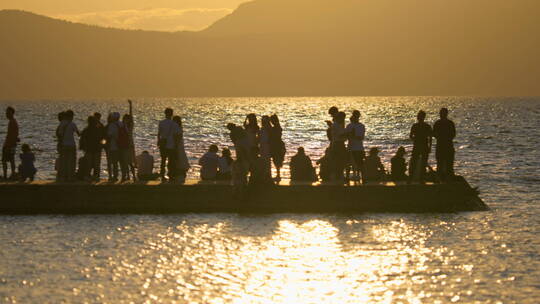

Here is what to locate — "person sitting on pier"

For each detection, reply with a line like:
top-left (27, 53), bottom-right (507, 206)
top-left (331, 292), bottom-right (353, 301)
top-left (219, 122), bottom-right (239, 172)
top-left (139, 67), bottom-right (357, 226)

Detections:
top-left (199, 145), bottom-right (220, 181)
top-left (391, 146), bottom-right (408, 182)
top-left (136, 151), bottom-right (158, 181)
top-left (3, 106), bottom-right (19, 180)
top-left (232, 154), bottom-right (249, 188)
top-left (364, 147), bottom-right (386, 183)
top-left (217, 148), bottom-right (233, 181)
top-left (409, 110), bottom-right (433, 183)
top-left (18, 144), bottom-right (36, 182)
top-left (248, 146), bottom-right (273, 186)
top-left (317, 148), bottom-right (332, 182)
top-left (290, 147), bottom-right (318, 183)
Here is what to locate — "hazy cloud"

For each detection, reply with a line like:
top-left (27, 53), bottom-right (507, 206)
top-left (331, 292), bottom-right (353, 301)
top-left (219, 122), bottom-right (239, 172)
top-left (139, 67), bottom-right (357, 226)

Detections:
top-left (53, 8), bottom-right (233, 32)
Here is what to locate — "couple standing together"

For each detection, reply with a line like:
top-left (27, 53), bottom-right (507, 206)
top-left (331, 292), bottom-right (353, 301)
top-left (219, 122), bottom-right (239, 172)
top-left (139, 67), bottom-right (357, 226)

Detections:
top-left (157, 108), bottom-right (190, 182)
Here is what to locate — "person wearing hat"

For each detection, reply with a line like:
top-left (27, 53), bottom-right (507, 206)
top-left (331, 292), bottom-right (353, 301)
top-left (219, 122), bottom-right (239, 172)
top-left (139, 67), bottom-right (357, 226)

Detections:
top-left (364, 147), bottom-right (385, 182)
top-left (391, 146), bottom-right (408, 182)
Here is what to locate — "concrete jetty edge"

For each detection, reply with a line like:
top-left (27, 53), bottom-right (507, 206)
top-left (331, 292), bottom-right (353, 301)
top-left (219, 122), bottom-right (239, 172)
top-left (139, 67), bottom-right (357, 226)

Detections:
top-left (0, 176), bottom-right (488, 215)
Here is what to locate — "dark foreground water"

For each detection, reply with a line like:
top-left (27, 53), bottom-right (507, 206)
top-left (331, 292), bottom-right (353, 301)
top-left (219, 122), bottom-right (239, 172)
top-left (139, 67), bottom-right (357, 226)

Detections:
top-left (0, 97), bottom-right (539, 303)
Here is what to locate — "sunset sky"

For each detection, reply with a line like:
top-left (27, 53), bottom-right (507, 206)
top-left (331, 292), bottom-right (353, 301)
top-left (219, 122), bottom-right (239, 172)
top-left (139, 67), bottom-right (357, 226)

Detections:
top-left (0, 0), bottom-right (249, 31)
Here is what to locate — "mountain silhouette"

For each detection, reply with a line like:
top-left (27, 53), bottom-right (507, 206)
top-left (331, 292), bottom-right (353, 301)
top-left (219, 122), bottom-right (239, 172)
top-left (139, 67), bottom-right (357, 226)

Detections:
top-left (1, 0), bottom-right (539, 99)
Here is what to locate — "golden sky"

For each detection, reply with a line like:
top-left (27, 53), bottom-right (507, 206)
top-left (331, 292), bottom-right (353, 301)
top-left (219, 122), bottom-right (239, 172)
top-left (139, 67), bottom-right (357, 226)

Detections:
top-left (0, 0), bottom-right (249, 31)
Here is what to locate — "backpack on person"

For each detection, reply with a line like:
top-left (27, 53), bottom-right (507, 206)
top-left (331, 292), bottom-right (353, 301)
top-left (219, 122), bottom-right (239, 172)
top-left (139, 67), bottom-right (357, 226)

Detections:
top-left (117, 123), bottom-right (130, 150)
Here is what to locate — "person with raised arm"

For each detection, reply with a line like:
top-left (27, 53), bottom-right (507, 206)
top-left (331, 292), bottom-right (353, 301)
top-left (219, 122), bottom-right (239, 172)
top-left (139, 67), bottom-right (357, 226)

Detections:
top-left (409, 110), bottom-right (433, 183)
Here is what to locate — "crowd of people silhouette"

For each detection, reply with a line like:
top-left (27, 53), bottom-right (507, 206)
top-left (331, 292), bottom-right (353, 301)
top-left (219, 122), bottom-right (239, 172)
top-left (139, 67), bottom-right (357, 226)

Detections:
top-left (1, 102), bottom-right (457, 185)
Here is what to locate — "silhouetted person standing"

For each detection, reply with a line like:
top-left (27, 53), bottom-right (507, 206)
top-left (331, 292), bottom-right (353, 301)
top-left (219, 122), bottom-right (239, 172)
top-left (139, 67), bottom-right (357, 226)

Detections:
top-left (93, 112), bottom-right (106, 179)
top-left (123, 100), bottom-right (137, 181)
top-left (227, 123), bottom-right (249, 161)
top-left (244, 113), bottom-right (260, 161)
top-left (345, 110), bottom-right (366, 183)
top-left (158, 108), bottom-right (180, 182)
top-left (269, 114), bottom-right (286, 182)
top-left (57, 110), bottom-right (80, 182)
top-left (248, 147), bottom-right (273, 186)
top-left (330, 111), bottom-right (348, 182)
top-left (107, 112), bottom-right (127, 182)
top-left (409, 110), bottom-right (432, 183)
top-left (173, 115), bottom-right (190, 183)
top-left (80, 116), bottom-right (102, 181)
top-left (433, 108), bottom-right (456, 181)
top-left (259, 115), bottom-right (272, 178)
top-left (2, 107), bottom-right (19, 180)
top-left (326, 106), bottom-right (339, 142)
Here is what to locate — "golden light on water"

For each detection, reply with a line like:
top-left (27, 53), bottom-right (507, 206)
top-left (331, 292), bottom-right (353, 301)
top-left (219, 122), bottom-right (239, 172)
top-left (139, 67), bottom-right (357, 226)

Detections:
top-left (101, 217), bottom-right (463, 303)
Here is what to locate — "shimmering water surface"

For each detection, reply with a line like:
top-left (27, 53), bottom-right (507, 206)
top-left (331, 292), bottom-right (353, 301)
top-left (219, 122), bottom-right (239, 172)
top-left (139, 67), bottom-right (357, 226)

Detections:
top-left (0, 97), bottom-right (539, 303)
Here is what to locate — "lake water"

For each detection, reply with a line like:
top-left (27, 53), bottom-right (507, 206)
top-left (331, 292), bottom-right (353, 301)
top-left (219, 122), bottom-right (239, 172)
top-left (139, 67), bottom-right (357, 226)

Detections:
top-left (0, 97), bottom-right (539, 303)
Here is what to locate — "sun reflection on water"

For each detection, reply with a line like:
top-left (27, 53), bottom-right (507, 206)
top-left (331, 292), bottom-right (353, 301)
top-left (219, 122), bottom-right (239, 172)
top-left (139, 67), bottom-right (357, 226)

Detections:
top-left (103, 218), bottom-right (456, 304)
